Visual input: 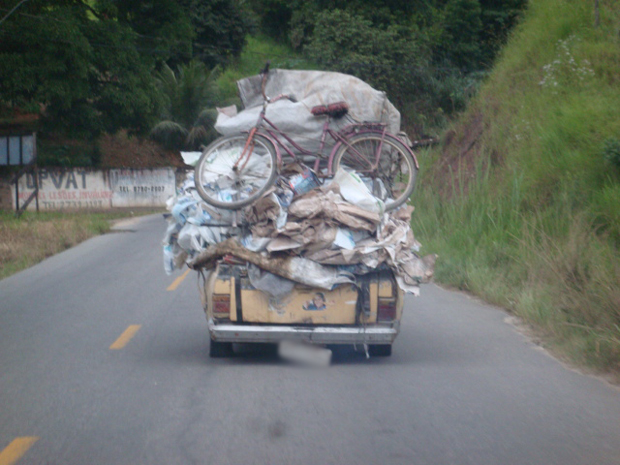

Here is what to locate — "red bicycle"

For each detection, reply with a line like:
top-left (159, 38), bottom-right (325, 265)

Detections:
top-left (195, 63), bottom-right (419, 211)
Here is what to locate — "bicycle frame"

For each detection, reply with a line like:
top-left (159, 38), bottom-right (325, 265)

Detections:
top-left (244, 104), bottom-right (418, 177)
top-left (259, 113), bottom-right (368, 174)
top-left (230, 68), bottom-right (419, 177)
top-left (195, 63), bottom-right (419, 211)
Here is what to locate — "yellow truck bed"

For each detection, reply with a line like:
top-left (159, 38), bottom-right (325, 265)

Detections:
top-left (201, 262), bottom-right (404, 357)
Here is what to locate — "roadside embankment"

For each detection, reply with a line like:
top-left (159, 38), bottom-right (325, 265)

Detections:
top-left (413, 0), bottom-right (620, 375)
top-left (0, 210), bottom-right (160, 280)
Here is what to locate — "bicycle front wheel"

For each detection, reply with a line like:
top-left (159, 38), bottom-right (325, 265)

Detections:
top-left (332, 133), bottom-right (418, 211)
top-left (195, 133), bottom-right (278, 209)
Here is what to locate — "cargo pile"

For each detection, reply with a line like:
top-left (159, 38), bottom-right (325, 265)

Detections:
top-left (163, 163), bottom-right (435, 295)
top-left (163, 69), bottom-right (435, 295)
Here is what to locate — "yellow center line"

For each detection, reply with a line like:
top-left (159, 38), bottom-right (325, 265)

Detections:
top-left (167, 268), bottom-right (191, 291)
top-left (109, 325), bottom-right (141, 350)
top-left (0, 437), bottom-right (39, 465)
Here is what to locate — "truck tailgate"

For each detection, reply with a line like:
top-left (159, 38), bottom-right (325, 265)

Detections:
top-left (209, 265), bottom-right (400, 325)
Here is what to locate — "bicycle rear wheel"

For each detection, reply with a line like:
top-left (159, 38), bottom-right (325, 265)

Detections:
top-left (195, 133), bottom-right (278, 209)
top-left (332, 132), bottom-right (417, 211)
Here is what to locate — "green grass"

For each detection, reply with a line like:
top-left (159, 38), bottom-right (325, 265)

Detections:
top-left (0, 210), bottom-right (159, 280)
top-left (412, 0), bottom-right (620, 376)
top-left (216, 35), bottom-right (318, 104)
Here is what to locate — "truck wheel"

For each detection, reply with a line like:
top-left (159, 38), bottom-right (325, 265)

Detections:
top-left (209, 339), bottom-right (233, 358)
top-left (368, 344), bottom-right (392, 357)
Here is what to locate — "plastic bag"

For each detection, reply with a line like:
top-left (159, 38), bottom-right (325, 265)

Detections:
top-left (180, 151), bottom-right (202, 167)
top-left (332, 168), bottom-right (385, 214)
top-left (163, 245), bottom-right (175, 275)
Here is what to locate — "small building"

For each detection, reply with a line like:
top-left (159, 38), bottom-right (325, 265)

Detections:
top-left (0, 108), bottom-right (39, 212)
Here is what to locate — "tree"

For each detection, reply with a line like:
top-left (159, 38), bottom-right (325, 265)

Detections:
top-left (0, 0), bottom-right (164, 137)
top-left (178, 0), bottom-right (254, 67)
top-left (250, 0), bottom-right (526, 134)
top-left (247, 0), bottom-right (291, 41)
top-left (436, 0), bottom-right (483, 72)
top-left (149, 60), bottom-right (220, 150)
top-left (478, 0), bottom-right (527, 63)
top-left (112, 0), bottom-right (195, 67)
top-left (287, 0), bottom-right (420, 50)
top-left (304, 10), bottom-right (426, 105)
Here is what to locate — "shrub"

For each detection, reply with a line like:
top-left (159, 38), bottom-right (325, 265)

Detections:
top-left (150, 61), bottom-right (220, 151)
top-left (603, 137), bottom-right (620, 169)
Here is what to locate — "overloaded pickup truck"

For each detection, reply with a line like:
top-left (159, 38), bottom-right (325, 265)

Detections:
top-left (164, 69), bottom-right (432, 360)
top-left (200, 258), bottom-right (404, 358)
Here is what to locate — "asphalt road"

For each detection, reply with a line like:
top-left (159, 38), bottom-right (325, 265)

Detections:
top-left (1, 214), bottom-right (619, 465)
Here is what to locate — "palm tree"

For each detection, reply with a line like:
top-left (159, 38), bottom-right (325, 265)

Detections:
top-left (150, 60), bottom-right (220, 151)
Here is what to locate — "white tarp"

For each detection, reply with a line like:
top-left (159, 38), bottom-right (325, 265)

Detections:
top-left (214, 69), bottom-right (401, 156)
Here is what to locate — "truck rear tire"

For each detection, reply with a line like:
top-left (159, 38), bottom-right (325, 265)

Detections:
top-left (368, 344), bottom-right (392, 357)
top-left (209, 339), bottom-right (233, 358)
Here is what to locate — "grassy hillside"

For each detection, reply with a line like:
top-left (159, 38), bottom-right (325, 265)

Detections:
top-left (413, 0), bottom-right (620, 374)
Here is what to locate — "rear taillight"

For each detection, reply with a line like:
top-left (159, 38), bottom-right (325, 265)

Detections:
top-left (212, 294), bottom-right (230, 316)
top-left (377, 297), bottom-right (397, 322)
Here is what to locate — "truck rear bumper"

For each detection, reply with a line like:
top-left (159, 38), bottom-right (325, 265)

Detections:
top-left (208, 320), bottom-right (399, 345)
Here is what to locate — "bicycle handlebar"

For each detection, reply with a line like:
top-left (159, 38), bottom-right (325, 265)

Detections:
top-left (270, 94), bottom-right (297, 104)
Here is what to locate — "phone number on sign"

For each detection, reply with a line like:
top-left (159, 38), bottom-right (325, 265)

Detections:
top-left (40, 200), bottom-right (105, 209)
top-left (117, 186), bottom-right (167, 193)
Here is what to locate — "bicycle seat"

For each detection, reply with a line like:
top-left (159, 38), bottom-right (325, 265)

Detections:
top-left (311, 101), bottom-right (349, 118)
